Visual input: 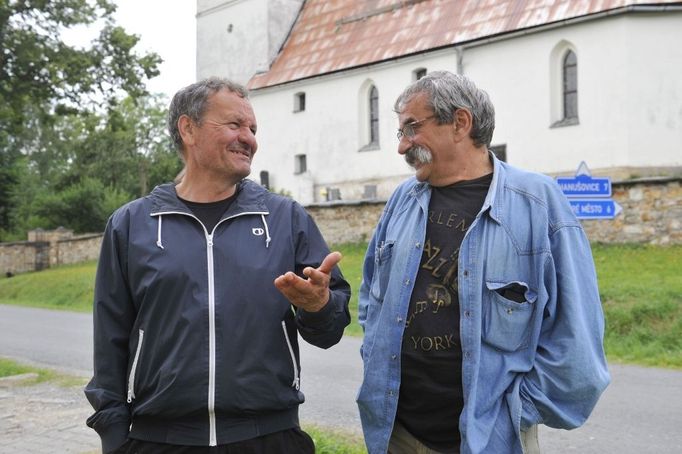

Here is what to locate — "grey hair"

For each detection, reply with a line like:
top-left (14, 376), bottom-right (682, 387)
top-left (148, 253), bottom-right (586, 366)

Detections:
top-left (168, 77), bottom-right (250, 154)
top-left (394, 71), bottom-right (495, 148)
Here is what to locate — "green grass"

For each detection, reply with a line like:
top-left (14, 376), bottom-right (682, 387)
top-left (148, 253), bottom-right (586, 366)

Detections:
top-left (334, 242), bottom-right (367, 337)
top-left (304, 425), bottom-right (367, 454)
top-left (2, 243), bottom-right (681, 368)
top-left (0, 357), bottom-right (85, 387)
top-left (0, 261), bottom-right (96, 312)
top-left (592, 243), bottom-right (682, 368)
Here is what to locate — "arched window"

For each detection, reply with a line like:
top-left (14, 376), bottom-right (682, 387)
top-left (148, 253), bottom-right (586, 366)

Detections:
top-left (563, 50), bottom-right (578, 120)
top-left (369, 85), bottom-right (379, 145)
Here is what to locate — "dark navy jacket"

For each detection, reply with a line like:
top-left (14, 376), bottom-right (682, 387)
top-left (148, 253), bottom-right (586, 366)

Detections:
top-left (85, 180), bottom-right (351, 452)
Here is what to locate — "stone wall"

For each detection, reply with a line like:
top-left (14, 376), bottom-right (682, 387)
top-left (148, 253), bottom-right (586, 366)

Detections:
top-left (307, 178), bottom-right (682, 246)
top-left (56, 234), bottom-right (103, 266)
top-left (1, 229), bottom-right (102, 276)
top-left (306, 201), bottom-right (384, 245)
top-left (581, 177), bottom-right (681, 245)
top-left (1, 178), bottom-right (679, 275)
top-left (0, 241), bottom-right (50, 275)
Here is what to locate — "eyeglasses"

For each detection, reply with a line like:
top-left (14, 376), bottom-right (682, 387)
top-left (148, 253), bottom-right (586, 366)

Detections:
top-left (396, 115), bottom-right (436, 140)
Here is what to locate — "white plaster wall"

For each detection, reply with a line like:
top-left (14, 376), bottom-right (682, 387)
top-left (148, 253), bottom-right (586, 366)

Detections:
top-left (250, 51), bottom-right (459, 203)
top-left (196, 0), bottom-right (303, 84)
top-left (241, 12), bottom-right (682, 204)
top-left (197, 0), bottom-right (269, 84)
top-left (267, 0), bottom-right (304, 63)
top-left (623, 13), bottom-right (682, 168)
top-left (468, 12), bottom-right (682, 175)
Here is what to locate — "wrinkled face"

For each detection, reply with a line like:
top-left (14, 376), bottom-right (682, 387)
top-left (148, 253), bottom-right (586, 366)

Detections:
top-left (397, 93), bottom-right (456, 185)
top-left (187, 89), bottom-right (258, 181)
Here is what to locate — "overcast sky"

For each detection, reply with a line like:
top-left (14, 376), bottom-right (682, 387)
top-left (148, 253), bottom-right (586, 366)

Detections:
top-left (63, 0), bottom-right (197, 100)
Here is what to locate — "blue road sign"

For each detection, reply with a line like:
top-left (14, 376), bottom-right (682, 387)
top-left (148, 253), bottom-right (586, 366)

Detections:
top-left (569, 199), bottom-right (623, 220)
top-left (556, 174), bottom-right (611, 197)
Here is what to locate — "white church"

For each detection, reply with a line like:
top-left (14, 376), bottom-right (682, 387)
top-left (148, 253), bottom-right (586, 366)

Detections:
top-left (196, 0), bottom-right (682, 205)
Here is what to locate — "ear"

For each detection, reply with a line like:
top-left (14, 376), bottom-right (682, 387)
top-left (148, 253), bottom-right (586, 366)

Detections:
top-left (178, 115), bottom-right (196, 147)
top-left (453, 108), bottom-right (473, 141)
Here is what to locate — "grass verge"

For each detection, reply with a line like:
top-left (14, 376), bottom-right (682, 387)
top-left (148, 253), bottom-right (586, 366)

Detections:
top-left (304, 424), bottom-right (368, 454)
top-left (593, 243), bottom-right (682, 368)
top-left (0, 357), bottom-right (86, 387)
top-left (0, 261), bottom-right (96, 312)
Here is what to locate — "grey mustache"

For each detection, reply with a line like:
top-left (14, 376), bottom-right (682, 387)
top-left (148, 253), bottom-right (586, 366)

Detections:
top-left (405, 146), bottom-right (432, 166)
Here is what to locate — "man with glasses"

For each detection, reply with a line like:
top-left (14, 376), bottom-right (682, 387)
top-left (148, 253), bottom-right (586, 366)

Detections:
top-left (356, 71), bottom-right (609, 453)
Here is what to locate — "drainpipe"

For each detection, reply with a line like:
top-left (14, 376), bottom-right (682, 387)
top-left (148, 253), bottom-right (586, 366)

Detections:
top-left (455, 46), bottom-right (464, 75)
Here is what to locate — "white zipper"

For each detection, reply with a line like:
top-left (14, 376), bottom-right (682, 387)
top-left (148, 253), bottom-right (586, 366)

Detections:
top-left (206, 234), bottom-right (217, 446)
top-left (281, 321), bottom-right (300, 390)
top-left (126, 329), bottom-right (144, 403)
top-left (150, 209), bottom-right (269, 446)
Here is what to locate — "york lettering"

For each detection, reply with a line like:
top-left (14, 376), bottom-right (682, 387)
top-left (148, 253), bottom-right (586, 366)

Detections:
top-left (409, 333), bottom-right (458, 351)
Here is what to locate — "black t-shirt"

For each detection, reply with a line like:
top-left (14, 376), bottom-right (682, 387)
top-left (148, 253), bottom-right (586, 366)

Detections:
top-left (178, 190), bottom-right (238, 233)
top-left (396, 172), bottom-right (492, 453)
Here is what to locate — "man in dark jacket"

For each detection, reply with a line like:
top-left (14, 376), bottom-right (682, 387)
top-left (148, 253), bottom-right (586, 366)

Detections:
top-left (85, 78), bottom-right (351, 453)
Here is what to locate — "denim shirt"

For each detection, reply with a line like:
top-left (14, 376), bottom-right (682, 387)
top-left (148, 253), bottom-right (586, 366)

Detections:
top-left (357, 155), bottom-right (610, 454)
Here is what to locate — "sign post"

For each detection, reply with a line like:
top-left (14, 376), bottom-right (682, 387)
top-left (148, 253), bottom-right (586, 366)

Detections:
top-left (556, 162), bottom-right (622, 220)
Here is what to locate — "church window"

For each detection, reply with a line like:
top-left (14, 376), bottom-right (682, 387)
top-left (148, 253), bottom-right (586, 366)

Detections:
top-left (562, 50), bottom-right (578, 120)
top-left (550, 42), bottom-right (579, 128)
top-left (369, 85), bottom-right (379, 145)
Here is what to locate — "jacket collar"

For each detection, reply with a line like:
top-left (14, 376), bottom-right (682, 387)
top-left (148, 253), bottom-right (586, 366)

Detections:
top-left (149, 179), bottom-right (270, 217)
top-left (483, 151), bottom-right (504, 224)
top-left (407, 151), bottom-right (504, 222)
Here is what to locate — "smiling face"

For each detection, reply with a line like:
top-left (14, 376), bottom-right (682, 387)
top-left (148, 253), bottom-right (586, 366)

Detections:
top-left (184, 89), bottom-right (258, 183)
top-left (397, 92), bottom-right (458, 186)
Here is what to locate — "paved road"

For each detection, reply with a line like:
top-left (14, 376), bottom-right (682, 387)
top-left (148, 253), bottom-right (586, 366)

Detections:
top-left (1, 304), bottom-right (682, 453)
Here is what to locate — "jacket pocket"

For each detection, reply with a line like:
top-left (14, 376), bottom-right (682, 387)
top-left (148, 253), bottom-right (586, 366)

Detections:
top-left (127, 329), bottom-right (144, 403)
top-left (482, 281), bottom-right (536, 352)
top-left (281, 321), bottom-right (300, 390)
top-left (369, 240), bottom-right (394, 301)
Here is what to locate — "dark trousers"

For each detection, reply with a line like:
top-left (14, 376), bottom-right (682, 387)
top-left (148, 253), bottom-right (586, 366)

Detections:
top-left (115, 427), bottom-right (315, 454)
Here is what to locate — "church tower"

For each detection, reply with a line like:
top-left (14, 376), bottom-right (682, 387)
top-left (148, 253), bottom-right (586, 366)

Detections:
top-left (196, 0), bottom-right (303, 84)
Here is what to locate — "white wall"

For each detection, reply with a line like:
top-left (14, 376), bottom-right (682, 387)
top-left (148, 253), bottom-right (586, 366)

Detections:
top-left (196, 0), bottom-right (302, 84)
top-left (469, 12), bottom-right (682, 175)
top-left (241, 12), bottom-right (682, 204)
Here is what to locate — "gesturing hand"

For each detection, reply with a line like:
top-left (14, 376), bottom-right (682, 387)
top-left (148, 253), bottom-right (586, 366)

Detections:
top-left (274, 251), bottom-right (342, 312)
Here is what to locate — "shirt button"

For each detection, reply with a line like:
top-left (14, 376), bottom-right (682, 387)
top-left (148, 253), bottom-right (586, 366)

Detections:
top-left (464, 310), bottom-right (471, 317)
top-left (464, 351), bottom-right (471, 359)
top-left (463, 270), bottom-right (469, 277)
top-left (397, 317), bottom-right (402, 323)
top-left (391, 355), bottom-right (397, 360)
top-left (415, 242), bottom-right (421, 248)
top-left (404, 278), bottom-right (410, 285)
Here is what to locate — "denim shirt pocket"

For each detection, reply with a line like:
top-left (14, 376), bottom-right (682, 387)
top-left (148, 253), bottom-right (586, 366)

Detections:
top-left (369, 240), bottom-right (395, 302)
top-left (482, 280), bottom-right (537, 352)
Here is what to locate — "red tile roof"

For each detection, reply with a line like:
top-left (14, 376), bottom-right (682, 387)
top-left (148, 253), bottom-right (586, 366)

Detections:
top-left (248, 0), bottom-right (681, 89)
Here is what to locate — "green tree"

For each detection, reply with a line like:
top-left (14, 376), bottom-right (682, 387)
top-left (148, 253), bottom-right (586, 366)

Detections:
top-left (10, 93), bottom-right (182, 234)
top-left (0, 0), bottom-right (162, 239)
